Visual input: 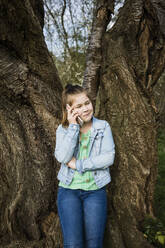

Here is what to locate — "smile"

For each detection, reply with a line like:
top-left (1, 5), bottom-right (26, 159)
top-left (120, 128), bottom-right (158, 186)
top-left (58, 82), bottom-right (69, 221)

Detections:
top-left (83, 113), bottom-right (90, 117)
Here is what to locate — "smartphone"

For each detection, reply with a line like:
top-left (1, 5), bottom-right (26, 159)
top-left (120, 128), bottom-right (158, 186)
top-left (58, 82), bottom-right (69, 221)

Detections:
top-left (77, 116), bottom-right (84, 127)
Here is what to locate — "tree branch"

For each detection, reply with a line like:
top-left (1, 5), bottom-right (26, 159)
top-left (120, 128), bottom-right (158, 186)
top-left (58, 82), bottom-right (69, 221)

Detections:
top-left (101, 0), bottom-right (165, 116)
top-left (44, 1), bottom-right (63, 43)
top-left (61, 0), bottom-right (71, 57)
top-left (68, 0), bottom-right (79, 53)
top-left (151, 0), bottom-right (165, 36)
top-left (83, 0), bottom-right (116, 107)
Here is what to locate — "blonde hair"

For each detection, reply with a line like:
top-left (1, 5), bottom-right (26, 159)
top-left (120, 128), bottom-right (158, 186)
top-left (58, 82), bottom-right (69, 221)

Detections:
top-left (61, 84), bottom-right (93, 127)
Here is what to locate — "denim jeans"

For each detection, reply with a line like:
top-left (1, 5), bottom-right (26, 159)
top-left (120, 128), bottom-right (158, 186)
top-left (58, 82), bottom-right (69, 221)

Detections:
top-left (57, 186), bottom-right (107, 248)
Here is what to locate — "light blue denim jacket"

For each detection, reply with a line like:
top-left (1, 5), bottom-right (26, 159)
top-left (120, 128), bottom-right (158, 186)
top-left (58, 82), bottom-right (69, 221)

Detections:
top-left (54, 116), bottom-right (115, 188)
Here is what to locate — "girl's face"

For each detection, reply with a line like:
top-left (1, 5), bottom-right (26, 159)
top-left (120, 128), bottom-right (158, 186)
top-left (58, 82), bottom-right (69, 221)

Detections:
top-left (68, 92), bottom-right (93, 123)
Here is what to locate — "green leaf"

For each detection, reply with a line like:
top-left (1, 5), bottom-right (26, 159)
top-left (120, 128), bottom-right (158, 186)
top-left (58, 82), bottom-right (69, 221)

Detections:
top-left (155, 232), bottom-right (165, 245)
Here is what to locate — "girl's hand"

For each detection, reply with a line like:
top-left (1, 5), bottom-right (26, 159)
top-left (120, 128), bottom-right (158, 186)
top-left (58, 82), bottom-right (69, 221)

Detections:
top-left (66, 104), bottom-right (79, 125)
top-left (67, 157), bottom-right (76, 170)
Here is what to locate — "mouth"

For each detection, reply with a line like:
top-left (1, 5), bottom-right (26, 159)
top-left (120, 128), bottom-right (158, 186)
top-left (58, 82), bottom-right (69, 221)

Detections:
top-left (82, 113), bottom-right (90, 117)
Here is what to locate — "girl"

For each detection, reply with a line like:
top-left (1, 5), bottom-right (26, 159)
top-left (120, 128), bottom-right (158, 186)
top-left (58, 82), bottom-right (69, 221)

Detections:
top-left (54, 84), bottom-right (115, 248)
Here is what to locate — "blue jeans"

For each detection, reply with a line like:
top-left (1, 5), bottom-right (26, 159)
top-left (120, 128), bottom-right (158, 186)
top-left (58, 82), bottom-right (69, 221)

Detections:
top-left (57, 186), bottom-right (107, 248)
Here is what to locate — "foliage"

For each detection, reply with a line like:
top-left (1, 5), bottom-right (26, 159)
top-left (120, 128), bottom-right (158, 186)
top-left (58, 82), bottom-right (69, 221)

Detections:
top-left (154, 129), bottom-right (165, 226)
top-left (141, 216), bottom-right (165, 247)
top-left (44, 0), bottom-right (94, 57)
top-left (141, 129), bottom-right (165, 247)
top-left (43, 0), bottom-right (125, 85)
top-left (43, 0), bottom-right (95, 85)
top-left (53, 48), bottom-right (86, 87)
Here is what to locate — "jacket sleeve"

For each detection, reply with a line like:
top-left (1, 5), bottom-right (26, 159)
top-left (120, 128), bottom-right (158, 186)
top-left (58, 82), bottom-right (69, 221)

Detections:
top-left (76, 122), bottom-right (115, 173)
top-left (54, 123), bottom-right (80, 164)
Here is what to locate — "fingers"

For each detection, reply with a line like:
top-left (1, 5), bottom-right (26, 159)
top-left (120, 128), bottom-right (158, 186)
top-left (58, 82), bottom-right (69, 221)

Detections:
top-left (66, 104), bottom-right (71, 110)
top-left (66, 104), bottom-right (74, 114)
top-left (66, 104), bottom-right (79, 124)
top-left (66, 104), bottom-right (71, 113)
top-left (66, 104), bottom-right (77, 116)
top-left (72, 110), bottom-right (78, 117)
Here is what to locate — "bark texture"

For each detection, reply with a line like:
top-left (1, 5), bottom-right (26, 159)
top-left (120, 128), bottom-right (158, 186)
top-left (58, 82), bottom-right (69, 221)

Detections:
top-left (154, 72), bottom-right (165, 128)
top-left (83, 0), bottom-right (115, 106)
top-left (0, 0), bottom-right (63, 247)
top-left (98, 0), bottom-right (165, 247)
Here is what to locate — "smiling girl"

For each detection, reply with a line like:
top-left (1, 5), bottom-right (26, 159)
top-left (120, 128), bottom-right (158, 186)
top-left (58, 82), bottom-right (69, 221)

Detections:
top-left (54, 84), bottom-right (115, 248)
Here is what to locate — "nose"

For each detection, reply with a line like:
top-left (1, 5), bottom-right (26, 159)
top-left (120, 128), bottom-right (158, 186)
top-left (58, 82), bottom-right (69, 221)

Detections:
top-left (82, 105), bottom-right (88, 112)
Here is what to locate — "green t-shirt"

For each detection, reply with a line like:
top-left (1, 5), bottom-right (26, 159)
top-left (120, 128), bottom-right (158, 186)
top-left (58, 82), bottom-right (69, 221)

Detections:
top-left (59, 129), bottom-right (98, 190)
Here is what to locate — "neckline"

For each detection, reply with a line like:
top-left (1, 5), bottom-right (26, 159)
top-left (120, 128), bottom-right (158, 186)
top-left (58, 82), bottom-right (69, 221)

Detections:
top-left (81, 129), bottom-right (91, 136)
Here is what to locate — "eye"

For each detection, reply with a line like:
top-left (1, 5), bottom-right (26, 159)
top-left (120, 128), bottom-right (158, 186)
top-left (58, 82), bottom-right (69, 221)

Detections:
top-left (85, 101), bottom-right (90, 105)
top-left (75, 105), bottom-right (81, 109)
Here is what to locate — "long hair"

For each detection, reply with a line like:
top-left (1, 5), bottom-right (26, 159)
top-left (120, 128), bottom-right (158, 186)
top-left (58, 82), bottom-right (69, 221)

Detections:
top-left (61, 84), bottom-right (93, 128)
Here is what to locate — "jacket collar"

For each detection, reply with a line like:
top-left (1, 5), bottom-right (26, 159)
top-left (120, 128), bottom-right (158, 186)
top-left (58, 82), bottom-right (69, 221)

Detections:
top-left (92, 116), bottom-right (104, 130)
top-left (88, 116), bottom-right (105, 139)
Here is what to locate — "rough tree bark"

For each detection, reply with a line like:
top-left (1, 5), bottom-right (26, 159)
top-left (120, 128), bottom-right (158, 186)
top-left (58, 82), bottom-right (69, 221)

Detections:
top-left (154, 72), bottom-right (165, 128)
top-left (0, 0), bottom-right (63, 247)
top-left (83, 0), bottom-right (115, 107)
top-left (98, 0), bottom-right (165, 247)
top-left (1, 0), bottom-right (165, 248)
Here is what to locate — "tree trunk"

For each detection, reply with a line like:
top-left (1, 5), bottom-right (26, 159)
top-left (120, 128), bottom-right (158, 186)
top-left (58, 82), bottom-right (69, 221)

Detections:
top-left (98, 0), bottom-right (165, 247)
top-left (154, 71), bottom-right (165, 128)
top-left (0, 0), bottom-right (63, 247)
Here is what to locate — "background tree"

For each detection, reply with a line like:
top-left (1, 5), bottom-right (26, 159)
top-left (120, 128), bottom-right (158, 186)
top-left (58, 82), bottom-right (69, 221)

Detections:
top-left (44, 0), bottom-right (95, 86)
top-left (0, 0), bottom-right (165, 248)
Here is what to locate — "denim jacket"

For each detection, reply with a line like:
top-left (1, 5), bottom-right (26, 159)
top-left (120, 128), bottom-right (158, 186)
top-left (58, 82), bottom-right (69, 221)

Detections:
top-left (54, 116), bottom-right (115, 189)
